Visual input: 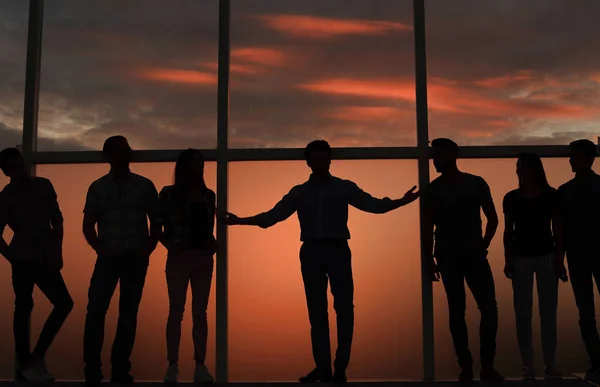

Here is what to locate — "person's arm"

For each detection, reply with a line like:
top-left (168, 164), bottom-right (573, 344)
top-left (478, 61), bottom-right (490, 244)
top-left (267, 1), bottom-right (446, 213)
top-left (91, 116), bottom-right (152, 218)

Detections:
top-left (553, 189), bottom-right (567, 274)
top-left (236, 188), bottom-right (298, 228)
top-left (347, 181), bottom-right (419, 214)
top-left (421, 187), bottom-right (439, 281)
top-left (82, 185), bottom-right (102, 253)
top-left (502, 193), bottom-right (515, 263)
top-left (145, 181), bottom-right (160, 252)
top-left (0, 200), bottom-right (10, 261)
top-left (46, 180), bottom-right (64, 253)
top-left (155, 187), bottom-right (169, 249)
top-left (480, 179), bottom-right (498, 249)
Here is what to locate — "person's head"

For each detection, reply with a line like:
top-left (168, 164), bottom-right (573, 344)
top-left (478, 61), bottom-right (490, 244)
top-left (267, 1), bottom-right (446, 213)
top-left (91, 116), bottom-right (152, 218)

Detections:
top-left (305, 140), bottom-right (331, 174)
top-left (569, 139), bottom-right (596, 173)
top-left (431, 138), bottom-right (459, 173)
top-left (0, 147), bottom-right (28, 180)
top-left (103, 135), bottom-right (132, 168)
top-left (516, 153), bottom-right (549, 189)
top-left (174, 149), bottom-right (206, 191)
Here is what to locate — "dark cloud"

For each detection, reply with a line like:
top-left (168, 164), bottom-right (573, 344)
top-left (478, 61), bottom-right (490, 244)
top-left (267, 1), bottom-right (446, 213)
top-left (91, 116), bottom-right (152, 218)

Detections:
top-left (0, 0), bottom-right (598, 151)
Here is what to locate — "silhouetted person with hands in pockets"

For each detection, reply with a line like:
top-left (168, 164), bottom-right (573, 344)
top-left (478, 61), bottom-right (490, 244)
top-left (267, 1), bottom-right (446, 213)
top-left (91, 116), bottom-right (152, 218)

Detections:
top-left (0, 147), bottom-right (73, 383)
top-left (503, 153), bottom-right (564, 381)
top-left (422, 138), bottom-right (503, 383)
top-left (556, 139), bottom-right (600, 383)
top-left (82, 136), bottom-right (160, 387)
top-left (157, 149), bottom-right (217, 384)
top-left (219, 140), bottom-right (420, 383)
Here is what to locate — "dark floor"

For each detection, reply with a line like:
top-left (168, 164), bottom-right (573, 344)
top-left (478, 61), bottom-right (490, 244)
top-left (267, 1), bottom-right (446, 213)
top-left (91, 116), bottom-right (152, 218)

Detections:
top-left (0, 378), bottom-right (592, 387)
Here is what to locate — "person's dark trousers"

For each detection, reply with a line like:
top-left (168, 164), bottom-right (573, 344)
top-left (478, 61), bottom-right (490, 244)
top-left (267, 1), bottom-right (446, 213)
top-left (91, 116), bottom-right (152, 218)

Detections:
top-left (83, 253), bottom-right (149, 381)
top-left (567, 255), bottom-right (600, 370)
top-left (299, 240), bottom-right (354, 374)
top-left (12, 261), bottom-right (74, 369)
top-left (437, 251), bottom-right (499, 370)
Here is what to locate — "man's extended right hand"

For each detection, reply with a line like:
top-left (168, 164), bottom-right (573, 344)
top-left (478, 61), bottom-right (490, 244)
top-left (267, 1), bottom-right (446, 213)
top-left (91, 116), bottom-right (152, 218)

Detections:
top-left (217, 210), bottom-right (240, 225)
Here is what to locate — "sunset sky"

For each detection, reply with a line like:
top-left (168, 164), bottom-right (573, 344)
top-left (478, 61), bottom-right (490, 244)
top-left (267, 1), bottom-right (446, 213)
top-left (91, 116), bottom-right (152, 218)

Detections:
top-left (0, 0), bottom-right (599, 150)
top-left (1, 0), bottom-right (600, 383)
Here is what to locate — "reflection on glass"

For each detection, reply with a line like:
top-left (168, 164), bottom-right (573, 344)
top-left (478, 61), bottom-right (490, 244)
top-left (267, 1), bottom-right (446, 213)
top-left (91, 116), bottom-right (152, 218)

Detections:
top-left (426, 0), bottom-right (600, 145)
top-left (38, 1), bottom-right (218, 151)
top-left (230, 0), bottom-right (415, 148)
top-left (432, 158), bottom-right (600, 378)
top-left (0, 1), bottom-right (28, 151)
top-left (30, 163), bottom-right (217, 381)
top-left (228, 160), bottom-right (422, 381)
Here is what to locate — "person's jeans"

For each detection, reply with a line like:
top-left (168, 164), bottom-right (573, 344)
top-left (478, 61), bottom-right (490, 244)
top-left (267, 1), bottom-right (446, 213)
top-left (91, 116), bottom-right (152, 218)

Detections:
top-left (567, 255), bottom-right (600, 369)
top-left (83, 253), bottom-right (149, 380)
top-left (511, 253), bottom-right (558, 368)
top-left (12, 261), bottom-right (74, 368)
top-left (437, 251), bottom-right (499, 369)
top-left (299, 240), bottom-right (353, 373)
top-left (165, 249), bottom-right (214, 364)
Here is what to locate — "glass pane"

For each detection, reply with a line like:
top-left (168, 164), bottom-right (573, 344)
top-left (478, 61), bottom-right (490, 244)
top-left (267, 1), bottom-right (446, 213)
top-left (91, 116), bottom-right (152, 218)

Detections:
top-left (0, 1), bottom-right (27, 150)
top-left (426, 0), bottom-right (600, 145)
top-left (0, 173), bottom-right (15, 379)
top-left (230, 1), bottom-right (416, 148)
top-left (433, 158), bottom-right (600, 378)
top-left (33, 162), bottom-right (216, 381)
top-left (228, 160), bottom-right (422, 381)
top-left (38, 1), bottom-right (218, 151)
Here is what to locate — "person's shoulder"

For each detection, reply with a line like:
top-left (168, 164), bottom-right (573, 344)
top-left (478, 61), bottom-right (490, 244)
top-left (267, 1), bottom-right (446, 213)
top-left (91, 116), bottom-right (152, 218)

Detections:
top-left (503, 189), bottom-right (518, 201)
top-left (131, 173), bottom-right (157, 190)
top-left (205, 188), bottom-right (216, 200)
top-left (464, 172), bottom-right (487, 184)
top-left (159, 184), bottom-right (175, 195)
top-left (557, 179), bottom-right (574, 192)
top-left (90, 173), bottom-right (111, 188)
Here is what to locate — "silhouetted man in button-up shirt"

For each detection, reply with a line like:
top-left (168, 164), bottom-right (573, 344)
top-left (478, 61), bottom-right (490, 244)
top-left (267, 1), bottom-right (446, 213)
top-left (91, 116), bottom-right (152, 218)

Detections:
top-left (220, 140), bottom-right (420, 383)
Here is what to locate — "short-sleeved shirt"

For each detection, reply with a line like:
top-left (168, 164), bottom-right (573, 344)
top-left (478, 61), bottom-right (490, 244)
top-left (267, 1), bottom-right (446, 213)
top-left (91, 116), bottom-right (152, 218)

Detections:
top-left (422, 172), bottom-right (492, 256)
top-left (557, 172), bottom-right (600, 259)
top-left (156, 185), bottom-right (216, 250)
top-left (0, 177), bottom-right (63, 262)
top-left (84, 172), bottom-right (159, 256)
top-left (503, 187), bottom-right (557, 257)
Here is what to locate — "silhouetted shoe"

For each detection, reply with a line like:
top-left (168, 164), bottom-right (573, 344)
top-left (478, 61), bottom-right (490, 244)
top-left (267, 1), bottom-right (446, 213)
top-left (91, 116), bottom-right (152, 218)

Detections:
top-left (111, 373), bottom-right (134, 385)
top-left (333, 370), bottom-right (347, 384)
top-left (299, 368), bottom-right (333, 383)
top-left (480, 366), bottom-right (504, 383)
top-left (458, 367), bottom-right (474, 383)
top-left (522, 365), bottom-right (535, 381)
top-left (20, 365), bottom-right (54, 384)
top-left (543, 365), bottom-right (561, 380)
top-left (194, 364), bottom-right (214, 383)
top-left (84, 376), bottom-right (102, 387)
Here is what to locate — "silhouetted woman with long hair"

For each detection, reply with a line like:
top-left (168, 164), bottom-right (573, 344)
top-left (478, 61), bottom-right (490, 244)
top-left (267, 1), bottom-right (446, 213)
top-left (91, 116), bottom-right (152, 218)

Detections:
top-left (502, 153), bottom-right (562, 381)
top-left (157, 149), bottom-right (217, 383)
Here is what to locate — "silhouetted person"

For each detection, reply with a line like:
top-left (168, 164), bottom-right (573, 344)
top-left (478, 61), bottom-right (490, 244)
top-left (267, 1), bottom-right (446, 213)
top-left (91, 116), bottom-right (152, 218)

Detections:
top-left (503, 153), bottom-right (564, 380)
top-left (422, 138), bottom-right (503, 383)
top-left (157, 149), bottom-right (217, 383)
top-left (0, 147), bottom-right (73, 383)
top-left (82, 136), bottom-right (159, 386)
top-left (556, 139), bottom-right (600, 382)
top-left (219, 140), bottom-right (420, 383)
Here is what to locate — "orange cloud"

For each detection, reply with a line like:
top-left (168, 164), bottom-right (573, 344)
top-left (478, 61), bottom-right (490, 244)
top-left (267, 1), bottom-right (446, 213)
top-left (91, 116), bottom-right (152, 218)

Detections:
top-left (231, 47), bottom-right (287, 67)
top-left (475, 70), bottom-right (535, 88)
top-left (138, 68), bottom-right (217, 85)
top-left (325, 106), bottom-right (411, 122)
top-left (299, 79), bottom-right (415, 100)
top-left (257, 14), bottom-right (411, 39)
top-left (202, 61), bottom-right (260, 74)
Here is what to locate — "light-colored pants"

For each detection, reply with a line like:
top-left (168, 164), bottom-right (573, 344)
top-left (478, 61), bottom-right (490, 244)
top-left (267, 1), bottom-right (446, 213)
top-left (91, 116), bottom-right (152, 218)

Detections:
top-left (512, 253), bottom-right (558, 368)
top-left (166, 249), bottom-right (214, 364)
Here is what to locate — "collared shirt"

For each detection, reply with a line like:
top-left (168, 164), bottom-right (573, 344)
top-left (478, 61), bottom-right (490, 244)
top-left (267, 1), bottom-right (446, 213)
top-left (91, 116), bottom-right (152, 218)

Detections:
top-left (157, 185), bottom-right (216, 249)
top-left (84, 172), bottom-right (159, 255)
top-left (557, 171), bottom-right (600, 258)
top-left (254, 173), bottom-right (397, 241)
top-left (422, 172), bottom-right (492, 255)
top-left (0, 177), bottom-right (63, 262)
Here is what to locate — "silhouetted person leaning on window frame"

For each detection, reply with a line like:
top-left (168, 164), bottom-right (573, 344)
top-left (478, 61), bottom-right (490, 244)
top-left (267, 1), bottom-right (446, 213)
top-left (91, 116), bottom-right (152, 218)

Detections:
top-left (157, 149), bottom-right (217, 384)
top-left (502, 153), bottom-right (565, 381)
top-left (82, 136), bottom-right (160, 387)
top-left (218, 140), bottom-right (420, 383)
top-left (422, 138), bottom-right (503, 383)
top-left (0, 147), bottom-right (73, 383)
top-left (556, 139), bottom-right (600, 383)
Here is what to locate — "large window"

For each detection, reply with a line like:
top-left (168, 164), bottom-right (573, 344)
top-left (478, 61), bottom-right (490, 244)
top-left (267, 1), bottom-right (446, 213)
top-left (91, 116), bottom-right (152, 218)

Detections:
top-left (0, 1), bottom-right (28, 151)
top-left (230, 0), bottom-right (416, 148)
top-left (37, 0), bottom-right (219, 151)
top-left (0, 174), bottom-right (14, 379)
top-left (426, 0), bottom-right (600, 145)
top-left (32, 163), bottom-right (217, 381)
top-left (228, 160), bottom-right (422, 381)
top-left (433, 159), bottom-right (600, 379)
